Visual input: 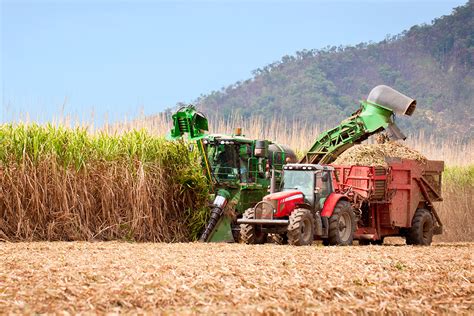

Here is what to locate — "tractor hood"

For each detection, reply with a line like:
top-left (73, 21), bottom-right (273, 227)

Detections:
top-left (263, 190), bottom-right (305, 218)
top-left (264, 190), bottom-right (303, 202)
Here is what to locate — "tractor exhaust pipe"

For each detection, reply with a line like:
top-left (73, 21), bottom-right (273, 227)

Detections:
top-left (269, 169), bottom-right (277, 194)
top-left (367, 85), bottom-right (416, 116)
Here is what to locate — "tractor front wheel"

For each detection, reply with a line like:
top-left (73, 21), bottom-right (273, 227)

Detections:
top-left (328, 200), bottom-right (356, 246)
top-left (287, 208), bottom-right (314, 246)
top-left (240, 208), bottom-right (268, 244)
top-left (406, 208), bottom-right (433, 246)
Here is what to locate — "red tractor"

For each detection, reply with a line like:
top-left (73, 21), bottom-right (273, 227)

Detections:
top-left (237, 159), bottom-right (443, 246)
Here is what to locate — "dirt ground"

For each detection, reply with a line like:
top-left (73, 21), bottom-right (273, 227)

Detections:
top-left (1, 242), bottom-right (472, 314)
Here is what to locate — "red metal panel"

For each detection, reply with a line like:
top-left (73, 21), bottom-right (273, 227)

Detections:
top-left (378, 204), bottom-right (391, 227)
top-left (263, 190), bottom-right (305, 218)
top-left (389, 168), bottom-right (411, 226)
top-left (331, 165), bottom-right (389, 200)
top-left (386, 159), bottom-right (426, 227)
top-left (321, 193), bottom-right (347, 217)
top-left (264, 190), bottom-right (302, 200)
top-left (334, 160), bottom-right (442, 235)
top-left (275, 193), bottom-right (304, 218)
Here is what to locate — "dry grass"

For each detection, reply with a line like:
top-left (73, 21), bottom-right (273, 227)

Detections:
top-left (437, 188), bottom-right (474, 242)
top-left (116, 113), bottom-right (473, 166)
top-left (0, 242), bottom-right (472, 314)
top-left (436, 166), bottom-right (474, 242)
top-left (0, 125), bottom-right (209, 242)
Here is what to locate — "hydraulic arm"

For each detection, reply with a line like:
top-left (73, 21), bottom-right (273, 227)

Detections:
top-left (300, 85), bottom-right (416, 164)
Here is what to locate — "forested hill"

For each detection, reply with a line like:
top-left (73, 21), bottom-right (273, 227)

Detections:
top-left (192, 1), bottom-right (473, 139)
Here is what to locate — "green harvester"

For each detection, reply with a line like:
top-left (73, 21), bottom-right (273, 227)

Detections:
top-left (169, 105), bottom-right (297, 242)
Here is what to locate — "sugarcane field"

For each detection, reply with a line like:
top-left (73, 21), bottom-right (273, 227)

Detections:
top-left (2, 1), bottom-right (473, 315)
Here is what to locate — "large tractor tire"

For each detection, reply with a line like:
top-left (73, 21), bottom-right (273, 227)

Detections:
top-left (328, 200), bottom-right (356, 246)
top-left (406, 208), bottom-right (434, 246)
top-left (240, 208), bottom-right (268, 244)
top-left (287, 208), bottom-right (314, 246)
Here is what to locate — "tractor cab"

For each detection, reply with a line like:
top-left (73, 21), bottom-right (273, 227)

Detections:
top-left (281, 164), bottom-right (334, 212)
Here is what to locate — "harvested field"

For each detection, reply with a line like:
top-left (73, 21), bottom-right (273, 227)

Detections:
top-left (1, 242), bottom-right (473, 314)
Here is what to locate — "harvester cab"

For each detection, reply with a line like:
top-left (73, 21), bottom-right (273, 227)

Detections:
top-left (168, 105), bottom-right (297, 243)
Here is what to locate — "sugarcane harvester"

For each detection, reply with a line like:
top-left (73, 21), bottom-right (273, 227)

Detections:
top-left (238, 85), bottom-right (444, 246)
top-left (169, 106), bottom-right (297, 242)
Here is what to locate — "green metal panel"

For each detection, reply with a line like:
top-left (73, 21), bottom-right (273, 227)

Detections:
top-left (169, 105), bottom-right (209, 140)
top-left (300, 100), bottom-right (396, 165)
top-left (208, 215), bottom-right (235, 242)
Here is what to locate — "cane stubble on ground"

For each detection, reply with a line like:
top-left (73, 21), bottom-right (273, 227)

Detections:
top-left (1, 242), bottom-right (472, 314)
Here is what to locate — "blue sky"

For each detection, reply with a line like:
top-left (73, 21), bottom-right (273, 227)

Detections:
top-left (1, 0), bottom-right (467, 124)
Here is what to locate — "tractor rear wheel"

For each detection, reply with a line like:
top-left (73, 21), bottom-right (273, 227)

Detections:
top-left (406, 208), bottom-right (433, 246)
top-left (240, 208), bottom-right (268, 244)
top-left (287, 208), bottom-right (314, 246)
top-left (328, 200), bottom-right (356, 246)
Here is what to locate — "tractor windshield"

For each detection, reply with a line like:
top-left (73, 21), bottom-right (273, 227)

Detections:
top-left (281, 170), bottom-right (315, 205)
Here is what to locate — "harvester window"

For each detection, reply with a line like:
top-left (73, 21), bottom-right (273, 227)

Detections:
top-left (214, 145), bottom-right (239, 180)
top-left (239, 144), bottom-right (251, 183)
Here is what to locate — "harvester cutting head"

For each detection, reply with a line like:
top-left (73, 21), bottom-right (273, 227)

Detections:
top-left (169, 105), bottom-right (209, 140)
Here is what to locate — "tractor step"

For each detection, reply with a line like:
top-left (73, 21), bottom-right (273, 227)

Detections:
top-left (237, 219), bottom-right (289, 225)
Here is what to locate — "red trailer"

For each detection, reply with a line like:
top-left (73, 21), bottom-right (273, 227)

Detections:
top-left (238, 159), bottom-right (444, 246)
top-left (332, 159), bottom-right (444, 245)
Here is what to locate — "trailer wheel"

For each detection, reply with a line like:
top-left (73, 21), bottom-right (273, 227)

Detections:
top-left (406, 208), bottom-right (433, 246)
top-left (328, 200), bottom-right (356, 246)
top-left (240, 208), bottom-right (267, 244)
top-left (287, 208), bottom-right (314, 246)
